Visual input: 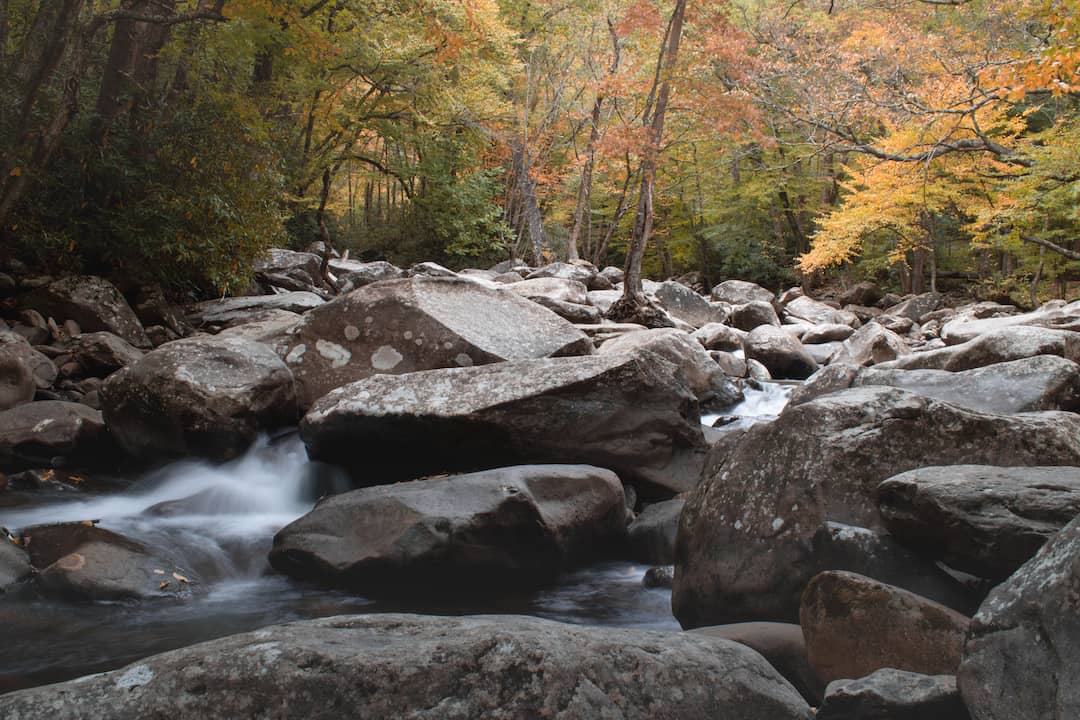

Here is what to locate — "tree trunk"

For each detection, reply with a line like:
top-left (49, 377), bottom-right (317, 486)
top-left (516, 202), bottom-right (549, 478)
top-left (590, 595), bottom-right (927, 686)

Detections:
top-left (615, 0), bottom-right (687, 312)
top-left (510, 138), bottom-right (547, 264)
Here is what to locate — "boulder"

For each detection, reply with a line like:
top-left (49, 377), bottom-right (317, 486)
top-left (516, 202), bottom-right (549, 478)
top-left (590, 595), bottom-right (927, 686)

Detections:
top-left (255, 248), bottom-right (323, 277)
top-left (876, 326), bottom-right (1080, 372)
top-left (830, 323), bottom-right (910, 366)
top-left (959, 512), bottom-right (1080, 720)
top-left (301, 354), bottom-right (705, 495)
top-left (101, 336), bottom-right (298, 461)
top-left (24, 275), bottom-right (150, 348)
top-left (0, 350), bottom-right (35, 410)
top-left (879, 465), bottom-right (1080, 581)
top-left (526, 262), bottom-right (595, 285)
top-left (598, 265), bottom-right (625, 285)
top-left (281, 277), bottom-right (592, 409)
top-left (529, 296), bottom-right (602, 324)
top-left (270, 465), bottom-right (626, 592)
top-left (329, 259), bottom-right (405, 289)
top-left (189, 292), bottom-right (325, 327)
top-left (597, 328), bottom-right (743, 410)
top-left (654, 281), bottom-right (728, 328)
top-left (627, 498), bottom-right (684, 565)
top-left (941, 304), bottom-right (1080, 345)
top-left (0, 613), bottom-right (813, 720)
top-left (743, 325), bottom-right (818, 380)
top-left (672, 387), bottom-right (1080, 627)
top-left (691, 622), bottom-right (824, 705)
top-left (68, 332), bottom-right (143, 377)
top-left (692, 323), bottom-right (744, 352)
top-left (410, 261), bottom-right (458, 278)
top-left (19, 523), bottom-right (198, 601)
top-left (586, 289), bottom-right (621, 313)
top-left (0, 401), bottom-right (115, 471)
top-left (0, 332), bottom-right (57, 389)
top-left (800, 571), bottom-right (970, 683)
top-left (133, 286), bottom-right (189, 337)
top-left (801, 324), bottom-right (854, 344)
top-left (839, 282), bottom-right (883, 308)
top-left (785, 296), bottom-right (857, 328)
top-left (882, 292), bottom-right (943, 322)
top-left (818, 670), bottom-right (968, 720)
top-left (506, 277), bottom-right (589, 305)
top-left (805, 342), bottom-right (842, 366)
top-left (712, 279), bottom-right (774, 305)
top-left (0, 540), bottom-right (32, 592)
top-left (731, 301), bottom-right (781, 331)
top-left (793, 355), bottom-right (1080, 414)
top-left (216, 311), bottom-right (301, 354)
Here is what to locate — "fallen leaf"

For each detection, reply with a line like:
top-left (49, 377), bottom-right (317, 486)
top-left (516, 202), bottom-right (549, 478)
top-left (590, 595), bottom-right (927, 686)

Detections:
top-left (79, 520), bottom-right (95, 527)
top-left (172, 573), bottom-right (189, 584)
top-left (159, 581), bottom-right (170, 590)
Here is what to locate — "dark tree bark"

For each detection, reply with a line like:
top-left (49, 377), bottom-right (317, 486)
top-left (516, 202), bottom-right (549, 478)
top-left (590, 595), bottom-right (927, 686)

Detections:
top-left (510, 137), bottom-right (547, 263)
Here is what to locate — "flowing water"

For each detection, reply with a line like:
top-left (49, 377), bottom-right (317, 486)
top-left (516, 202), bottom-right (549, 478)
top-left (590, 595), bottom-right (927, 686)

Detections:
top-left (0, 383), bottom-right (791, 694)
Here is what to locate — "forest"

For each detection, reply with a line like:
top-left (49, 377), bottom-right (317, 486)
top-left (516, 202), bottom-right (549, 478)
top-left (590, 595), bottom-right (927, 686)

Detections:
top-left (1, 0), bottom-right (1078, 305)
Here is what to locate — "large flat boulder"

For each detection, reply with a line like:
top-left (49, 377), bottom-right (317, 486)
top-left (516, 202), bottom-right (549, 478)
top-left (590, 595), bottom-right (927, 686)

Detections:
top-left (712, 279), bottom-right (774, 305)
top-left (879, 465), bottom-right (1080, 582)
top-left (68, 332), bottom-right (144, 377)
top-left (941, 304), bottom-right (1080, 345)
top-left (876, 326), bottom-right (1080, 372)
top-left (0, 614), bottom-right (812, 720)
top-left (328, 259), bottom-right (405, 290)
top-left (24, 275), bottom-right (150, 348)
top-left (270, 465), bottom-right (626, 592)
top-left (654, 281), bottom-right (728, 328)
top-left (784, 296), bottom-right (858, 328)
top-left (959, 513), bottom-right (1080, 720)
top-left (672, 387), bottom-right (1080, 627)
top-left (101, 336), bottom-right (298, 461)
top-left (189, 292), bottom-right (325, 327)
top-left (830, 323), bottom-right (910, 366)
top-left (0, 401), bottom-right (115, 471)
top-left (792, 355), bottom-right (1080, 413)
top-left (301, 354), bottom-right (705, 495)
top-left (281, 277), bottom-right (592, 409)
top-left (818, 670), bottom-right (968, 720)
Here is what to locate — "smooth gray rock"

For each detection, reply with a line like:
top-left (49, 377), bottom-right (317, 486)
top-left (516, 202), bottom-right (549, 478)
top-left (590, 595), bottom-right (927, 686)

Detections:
top-left (792, 355), bottom-right (1080, 414)
top-left (731, 301), bottom-right (781, 331)
top-left (654, 281), bottom-right (728, 328)
top-left (882, 292), bottom-right (943, 322)
top-left (959, 513), bottom-right (1080, 720)
top-left (879, 465), bottom-right (1080, 581)
top-left (712, 279), bottom-right (774, 305)
top-left (506, 277), bottom-right (589, 305)
top-left (530, 295), bottom-right (602, 324)
top-left (941, 305), bottom-right (1080, 345)
top-left (818, 670), bottom-right (968, 720)
top-left (743, 325), bottom-right (818, 379)
top-left (68, 332), bottom-right (143, 377)
top-left (691, 622), bottom-right (824, 705)
top-left (830, 323), bottom-right (910, 366)
top-left (597, 328), bottom-right (743, 410)
top-left (329, 259), bottom-right (405, 289)
top-left (270, 465), bottom-right (626, 592)
top-left (409, 261), bottom-right (458, 278)
top-left (672, 387), bottom-right (1080, 627)
top-left (627, 499), bottom-right (684, 565)
top-left (0, 613), bottom-right (813, 720)
top-left (801, 324), bottom-right (854, 344)
top-left (0, 540), bottom-right (32, 592)
top-left (526, 262), bottom-right (595, 285)
top-left (24, 275), bottom-right (150, 348)
top-left (785, 296), bottom-right (858, 328)
top-left (0, 349), bottom-right (35, 410)
top-left (282, 277), bottom-right (592, 409)
top-left (255, 248), bottom-right (323, 278)
top-left (301, 354), bottom-right (705, 495)
top-left (839, 282), bottom-right (883, 308)
top-left (189, 292), bottom-right (325, 327)
top-left (877, 326), bottom-right (1080, 371)
top-left (102, 336), bottom-right (298, 461)
top-left (0, 401), bottom-right (115, 471)
top-left (0, 333), bottom-right (56, 389)
top-left (692, 323), bottom-right (744, 352)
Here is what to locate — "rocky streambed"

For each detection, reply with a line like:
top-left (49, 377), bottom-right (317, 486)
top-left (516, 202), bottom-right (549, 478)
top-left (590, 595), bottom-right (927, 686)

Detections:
top-left (1, 254), bottom-right (1079, 718)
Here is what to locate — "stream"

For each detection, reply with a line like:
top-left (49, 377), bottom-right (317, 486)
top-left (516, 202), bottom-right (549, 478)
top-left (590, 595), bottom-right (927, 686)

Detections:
top-left (0, 383), bottom-right (791, 694)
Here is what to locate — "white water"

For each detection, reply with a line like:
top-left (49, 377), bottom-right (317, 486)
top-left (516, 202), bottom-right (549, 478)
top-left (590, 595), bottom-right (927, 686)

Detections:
top-left (701, 381), bottom-right (794, 428)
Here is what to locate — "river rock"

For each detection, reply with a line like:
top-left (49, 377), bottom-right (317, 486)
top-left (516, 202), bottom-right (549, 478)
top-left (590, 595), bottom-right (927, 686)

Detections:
top-left (526, 262), bottom-right (595, 285)
top-left (941, 304), bottom-right (1080, 345)
top-left (672, 387), bottom-right (1080, 627)
top-left (0, 613), bottom-right (813, 720)
top-left (255, 248), bottom-right (323, 279)
top-left (0, 332), bottom-right (57, 389)
top-left (818, 669), bottom-right (968, 720)
top-left (712, 279), bottom-right (774, 305)
top-left (877, 326), bottom-right (1080, 371)
top-left (830, 322), bottom-right (910, 366)
top-left (958, 513), bottom-right (1080, 720)
top-left (281, 277), bottom-right (592, 408)
top-left (654, 281), bottom-right (728, 328)
top-left (731, 301), bottom-right (781, 331)
top-left (0, 350), bottom-right (35, 410)
top-left (0, 540), bottom-right (32, 592)
top-left (785, 296), bottom-right (857, 328)
top-left (329, 259), bottom-right (405, 290)
top-left (19, 523), bottom-right (198, 602)
top-left (301, 354), bottom-right (704, 495)
top-left (68, 332), bottom-right (143, 377)
top-left (0, 401), bottom-right (114, 470)
top-left (216, 311), bottom-right (301, 353)
top-left (529, 295), bottom-right (602, 324)
top-left (839, 282), bottom-right (883, 308)
top-left (409, 261), bottom-right (457, 278)
top-left (691, 622), bottom-right (824, 705)
top-left (24, 275), bottom-right (150, 348)
top-left (882, 292), bottom-right (943, 322)
top-left (101, 336), bottom-right (298, 461)
top-left (879, 465), bottom-right (1080, 581)
top-left (743, 325), bottom-right (818, 379)
top-left (627, 498), bottom-right (684, 565)
top-left (800, 571), bottom-right (970, 683)
top-left (597, 328), bottom-right (742, 410)
top-left (692, 322), bottom-right (744, 351)
top-left (793, 355), bottom-right (1080, 413)
top-left (189, 292), bottom-right (325, 328)
top-left (506, 276), bottom-right (589, 305)
top-left (801, 324), bottom-right (854, 344)
top-left (271, 465), bottom-right (626, 592)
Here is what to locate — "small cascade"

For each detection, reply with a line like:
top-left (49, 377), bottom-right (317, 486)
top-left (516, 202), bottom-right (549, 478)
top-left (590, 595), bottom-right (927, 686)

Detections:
top-left (701, 381), bottom-right (794, 428)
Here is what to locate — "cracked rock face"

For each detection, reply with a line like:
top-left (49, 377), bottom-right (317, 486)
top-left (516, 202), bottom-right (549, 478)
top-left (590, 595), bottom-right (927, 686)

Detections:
top-left (281, 277), bottom-right (593, 409)
top-left (0, 614), bottom-right (813, 720)
top-left (959, 513), bottom-right (1080, 720)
